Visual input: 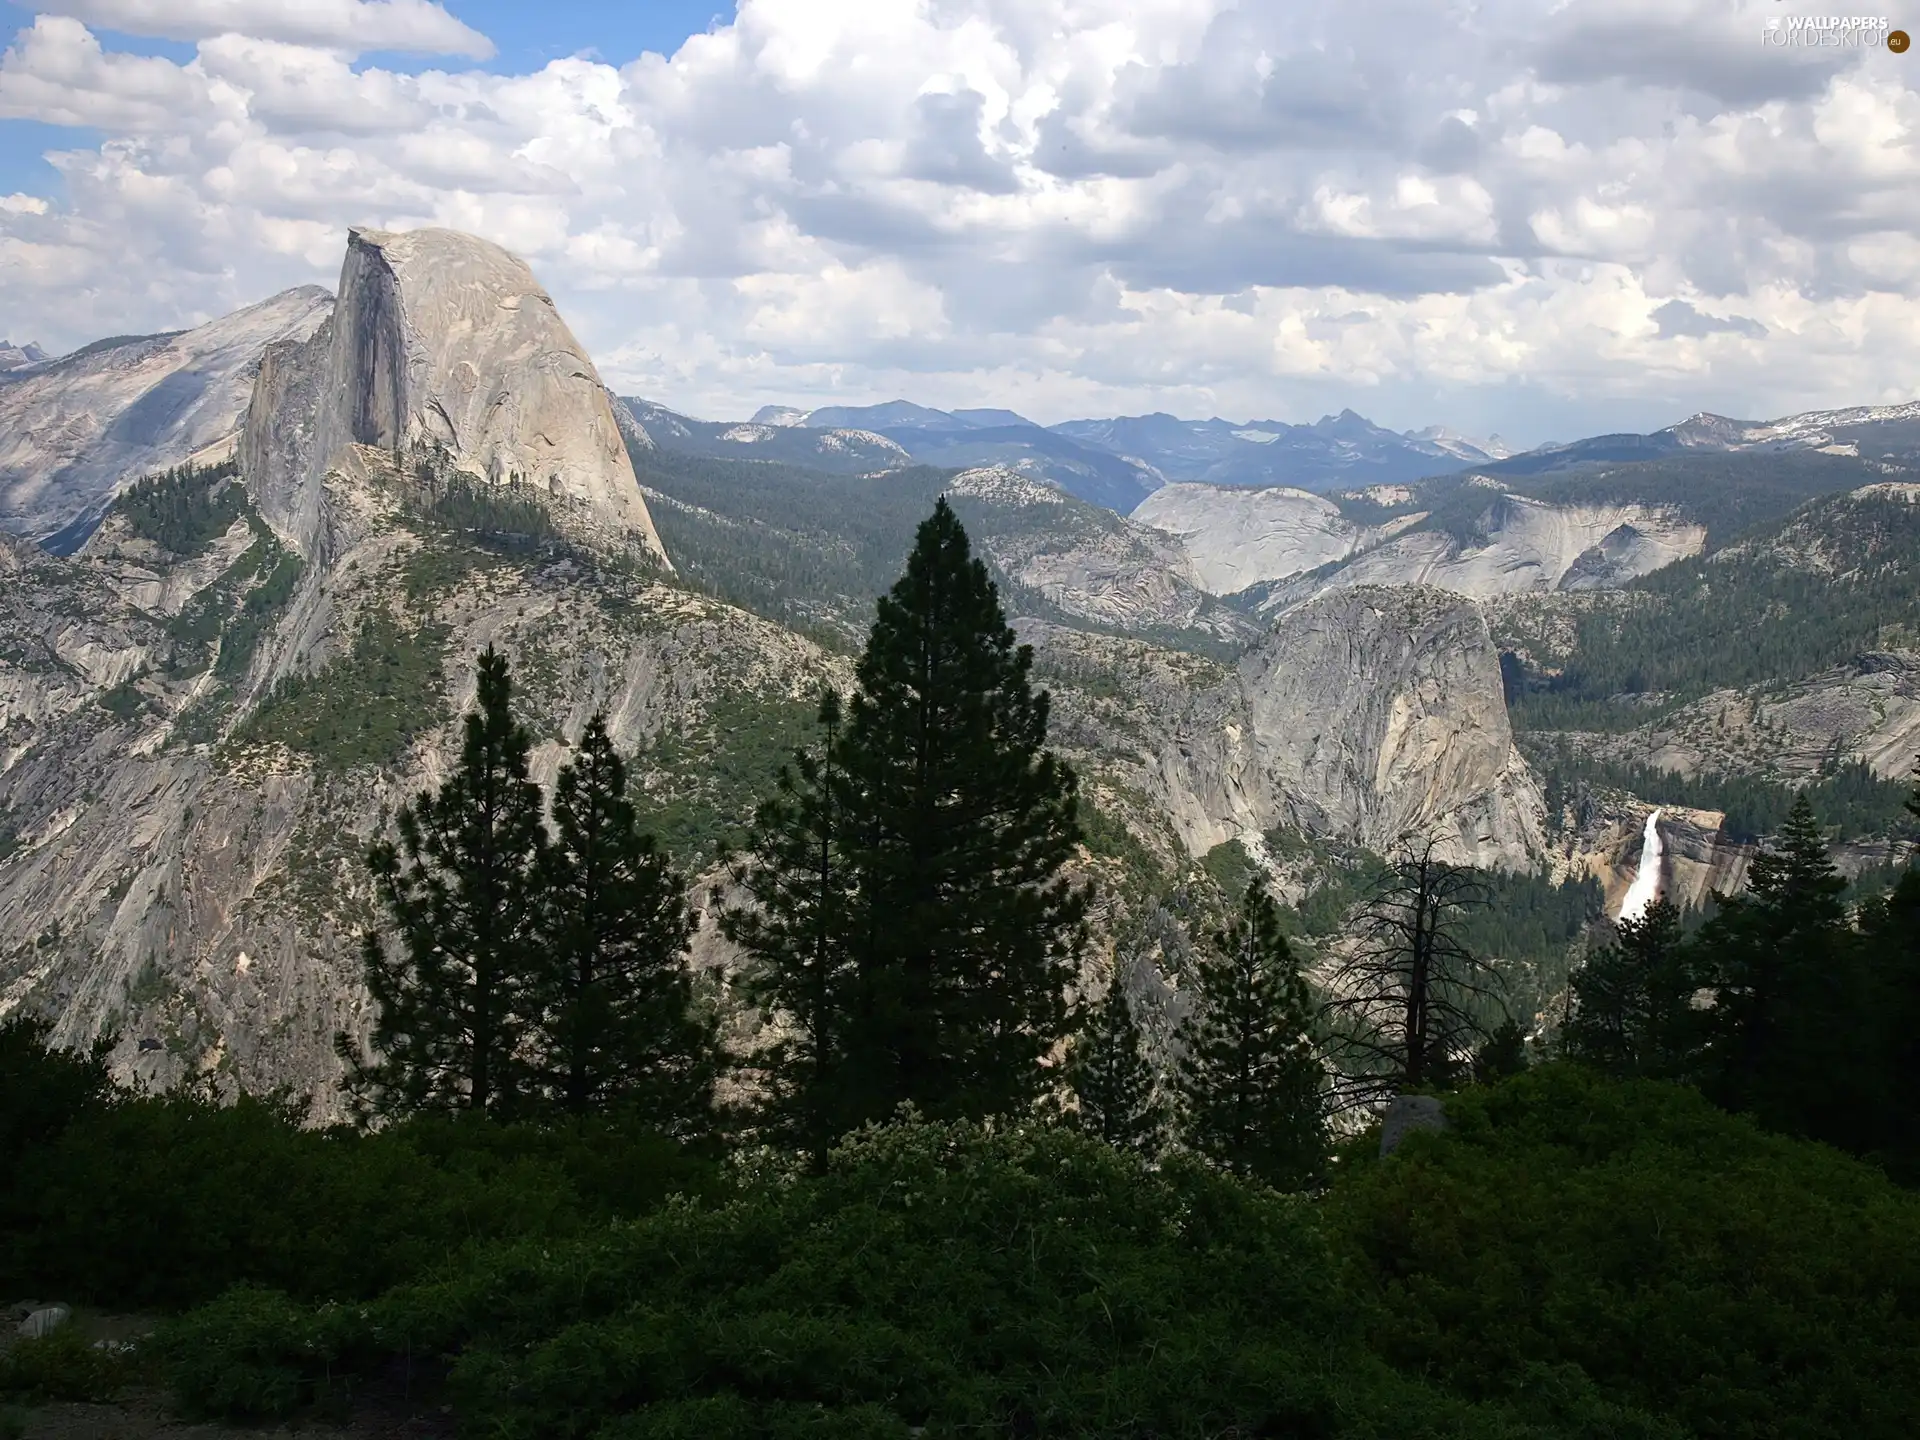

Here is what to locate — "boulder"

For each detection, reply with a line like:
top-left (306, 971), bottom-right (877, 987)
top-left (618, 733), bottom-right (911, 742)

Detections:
top-left (1379, 1094), bottom-right (1448, 1157)
top-left (18, 1303), bottom-right (71, 1338)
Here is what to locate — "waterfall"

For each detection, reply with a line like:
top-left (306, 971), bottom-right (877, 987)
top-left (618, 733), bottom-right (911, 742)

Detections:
top-left (1617, 809), bottom-right (1663, 923)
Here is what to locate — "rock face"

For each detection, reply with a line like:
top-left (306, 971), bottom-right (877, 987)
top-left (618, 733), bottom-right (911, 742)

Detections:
top-left (1025, 587), bottom-right (1545, 871)
top-left (0, 290), bottom-right (332, 549)
top-left (952, 467), bottom-right (1255, 646)
top-left (241, 227), bottom-right (666, 564)
top-left (1132, 482), bottom-right (1705, 603)
top-left (1380, 1095), bottom-right (1448, 1157)
top-left (1221, 588), bottom-right (1544, 866)
top-left (1129, 483), bottom-right (1386, 593)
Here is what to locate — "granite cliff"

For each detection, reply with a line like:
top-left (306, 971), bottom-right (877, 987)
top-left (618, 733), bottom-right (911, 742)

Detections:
top-left (1132, 480), bottom-right (1705, 604)
top-left (242, 227), bottom-right (666, 565)
top-left (0, 289), bottom-right (332, 550)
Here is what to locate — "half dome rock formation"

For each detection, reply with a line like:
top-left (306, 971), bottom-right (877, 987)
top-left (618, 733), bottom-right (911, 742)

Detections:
top-left (0, 288), bottom-right (332, 550)
top-left (241, 226), bottom-right (667, 565)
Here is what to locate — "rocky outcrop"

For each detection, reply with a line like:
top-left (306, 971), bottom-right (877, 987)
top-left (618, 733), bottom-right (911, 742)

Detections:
top-left (954, 467), bottom-right (1255, 646)
top-left (1534, 651), bottom-right (1920, 786)
top-left (1128, 483), bottom-right (1396, 593)
top-left (1132, 481), bottom-right (1705, 604)
top-left (0, 290), bottom-right (332, 549)
top-left (1026, 586), bottom-right (1545, 871)
top-left (241, 228), bottom-right (667, 565)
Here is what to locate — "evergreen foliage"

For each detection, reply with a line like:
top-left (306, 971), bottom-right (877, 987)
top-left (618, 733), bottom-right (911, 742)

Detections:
top-left (1471, 1017), bottom-right (1530, 1083)
top-left (1323, 837), bottom-right (1502, 1106)
top-left (1174, 881), bottom-right (1325, 1188)
top-left (1325, 1064), bottom-right (1920, 1440)
top-left (719, 689), bottom-right (860, 1168)
top-left (241, 608), bottom-right (449, 769)
top-left (343, 646), bottom-right (549, 1119)
top-left (0, 1020), bottom-right (715, 1310)
top-left (146, 1085), bottom-right (1920, 1440)
top-left (834, 498), bottom-right (1090, 1125)
top-left (1507, 488), bottom-right (1920, 716)
top-left (1564, 900), bottom-right (1705, 1080)
top-left (1065, 974), bottom-right (1164, 1159)
top-left (1693, 794), bottom-right (1875, 1151)
top-left (1525, 741), bottom-right (1912, 842)
top-left (116, 459), bottom-right (245, 556)
top-left (533, 713), bottom-right (714, 1131)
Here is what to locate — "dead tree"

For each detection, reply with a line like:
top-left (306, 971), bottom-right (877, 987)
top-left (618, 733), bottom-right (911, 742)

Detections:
top-left (1320, 832), bottom-right (1502, 1110)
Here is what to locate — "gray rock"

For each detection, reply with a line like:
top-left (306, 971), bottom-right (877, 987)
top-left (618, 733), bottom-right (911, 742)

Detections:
top-left (1380, 1095), bottom-right (1449, 1157)
top-left (0, 289), bottom-right (331, 548)
top-left (18, 1304), bottom-right (71, 1339)
top-left (241, 226), bottom-right (667, 566)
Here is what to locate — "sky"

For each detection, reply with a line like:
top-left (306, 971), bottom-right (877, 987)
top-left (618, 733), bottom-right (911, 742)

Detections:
top-left (0, 1), bottom-right (1917, 446)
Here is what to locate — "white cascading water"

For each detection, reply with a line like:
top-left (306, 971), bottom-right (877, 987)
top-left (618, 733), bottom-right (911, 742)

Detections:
top-left (1617, 809), bottom-right (1663, 923)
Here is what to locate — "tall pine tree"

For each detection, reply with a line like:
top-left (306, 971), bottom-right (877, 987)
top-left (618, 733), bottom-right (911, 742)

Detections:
top-left (720, 688), bottom-right (861, 1168)
top-left (1697, 793), bottom-right (1870, 1148)
top-left (342, 646), bottom-right (547, 1120)
top-left (1564, 899), bottom-right (1705, 1080)
top-left (532, 712), bottom-right (713, 1131)
top-left (1067, 973), bottom-right (1164, 1159)
top-left (1174, 880), bottom-right (1326, 1188)
top-left (835, 498), bottom-right (1089, 1125)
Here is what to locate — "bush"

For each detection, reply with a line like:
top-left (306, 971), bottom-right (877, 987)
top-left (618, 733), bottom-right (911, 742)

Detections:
top-left (156, 1117), bottom-right (1642, 1436)
top-left (1325, 1064), bottom-right (1920, 1440)
top-left (0, 1325), bottom-right (135, 1405)
top-left (0, 1024), bottom-right (720, 1311)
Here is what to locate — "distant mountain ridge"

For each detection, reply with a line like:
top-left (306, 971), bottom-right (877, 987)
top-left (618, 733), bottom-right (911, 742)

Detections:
top-left (0, 340), bottom-right (49, 374)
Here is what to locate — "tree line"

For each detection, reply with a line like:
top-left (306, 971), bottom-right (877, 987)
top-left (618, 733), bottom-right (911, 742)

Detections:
top-left (346, 496), bottom-right (1920, 1188)
top-left (1563, 791), bottom-right (1920, 1177)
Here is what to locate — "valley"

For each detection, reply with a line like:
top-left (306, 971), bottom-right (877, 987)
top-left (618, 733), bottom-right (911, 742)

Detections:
top-left (0, 224), bottom-right (1914, 1114)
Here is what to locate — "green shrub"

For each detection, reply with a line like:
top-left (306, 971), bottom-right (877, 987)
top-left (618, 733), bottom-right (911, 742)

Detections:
top-left (158, 1117), bottom-right (1641, 1436)
top-left (0, 1017), bottom-right (113, 1172)
top-left (0, 1325), bottom-right (134, 1404)
top-left (1326, 1063), bottom-right (1920, 1440)
top-left (0, 1031), bottom-right (720, 1311)
top-left (151, 1285), bottom-right (353, 1420)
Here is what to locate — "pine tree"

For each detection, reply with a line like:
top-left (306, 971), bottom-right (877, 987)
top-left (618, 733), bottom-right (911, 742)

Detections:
top-left (1472, 1016), bottom-right (1530, 1083)
top-left (1174, 880), bottom-right (1325, 1188)
top-left (1697, 793), bottom-right (1869, 1147)
top-left (1322, 835), bottom-right (1499, 1109)
top-left (1860, 866), bottom-right (1920, 1182)
top-left (342, 646), bottom-right (547, 1120)
top-left (1564, 899), bottom-right (1704, 1080)
top-left (1067, 974), bottom-right (1164, 1159)
top-left (720, 688), bottom-right (860, 1168)
top-left (532, 712), bottom-right (713, 1131)
top-left (835, 498), bottom-right (1089, 1124)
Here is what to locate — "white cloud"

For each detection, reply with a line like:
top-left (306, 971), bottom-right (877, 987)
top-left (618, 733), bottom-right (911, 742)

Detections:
top-left (29, 0), bottom-right (492, 58)
top-left (0, 0), bottom-right (1916, 443)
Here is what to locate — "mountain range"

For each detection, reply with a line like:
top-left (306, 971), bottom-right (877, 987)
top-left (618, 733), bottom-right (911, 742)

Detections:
top-left (0, 225), bottom-right (1914, 1115)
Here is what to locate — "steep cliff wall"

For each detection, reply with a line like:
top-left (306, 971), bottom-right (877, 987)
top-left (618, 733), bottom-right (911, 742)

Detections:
top-left (1025, 586), bottom-right (1546, 873)
top-left (0, 289), bottom-right (332, 548)
top-left (241, 228), bottom-right (667, 565)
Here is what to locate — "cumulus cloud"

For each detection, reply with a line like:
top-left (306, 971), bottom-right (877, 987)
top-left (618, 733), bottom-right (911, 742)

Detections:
top-left (29, 0), bottom-right (492, 58)
top-left (1652, 299), bottom-right (1768, 339)
top-left (0, 0), bottom-right (1915, 441)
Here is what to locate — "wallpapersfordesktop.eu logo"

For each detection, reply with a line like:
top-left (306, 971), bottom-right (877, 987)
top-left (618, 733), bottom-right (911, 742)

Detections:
top-left (1760, 13), bottom-right (1906, 48)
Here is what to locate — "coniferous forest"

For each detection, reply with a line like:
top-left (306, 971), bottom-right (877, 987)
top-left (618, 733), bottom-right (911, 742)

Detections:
top-left (5, 502), bottom-right (1920, 1439)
